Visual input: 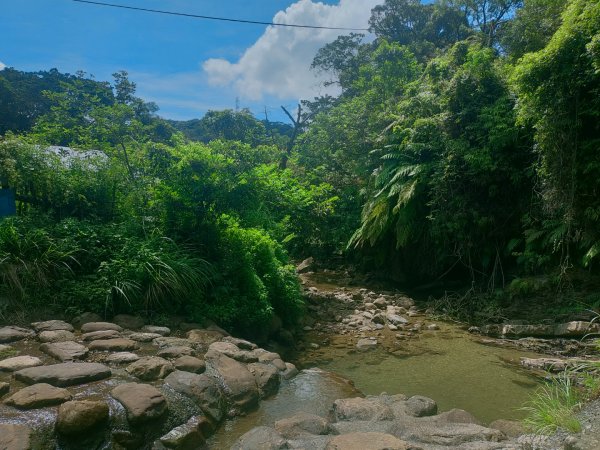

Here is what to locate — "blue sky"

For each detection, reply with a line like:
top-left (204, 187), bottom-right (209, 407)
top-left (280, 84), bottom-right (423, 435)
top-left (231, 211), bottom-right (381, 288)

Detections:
top-left (1, 0), bottom-right (380, 122)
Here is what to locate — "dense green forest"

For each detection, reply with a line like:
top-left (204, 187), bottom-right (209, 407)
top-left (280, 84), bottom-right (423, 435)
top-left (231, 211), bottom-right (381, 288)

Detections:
top-left (1, 0), bottom-right (599, 336)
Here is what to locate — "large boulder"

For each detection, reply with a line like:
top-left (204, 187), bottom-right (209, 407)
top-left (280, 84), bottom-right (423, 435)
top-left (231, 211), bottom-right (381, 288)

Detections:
top-left (56, 400), bottom-right (110, 435)
top-left (126, 356), bottom-right (174, 381)
top-left (0, 424), bottom-right (33, 450)
top-left (5, 383), bottom-right (72, 409)
top-left (14, 362), bottom-right (111, 387)
top-left (0, 355), bottom-right (43, 372)
top-left (164, 370), bottom-right (225, 422)
top-left (205, 351), bottom-right (259, 414)
top-left (326, 432), bottom-right (410, 450)
top-left (40, 341), bottom-right (88, 361)
top-left (158, 415), bottom-right (212, 449)
top-left (0, 326), bottom-right (34, 343)
top-left (554, 321), bottom-right (600, 337)
top-left (247, 362), bottom-right (280, 398)
top-left (111, 383), bottom-right (167, 425)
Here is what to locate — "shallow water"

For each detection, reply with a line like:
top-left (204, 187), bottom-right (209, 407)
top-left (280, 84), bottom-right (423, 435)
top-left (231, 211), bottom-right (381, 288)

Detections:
top-left (297, 322), bottom-right (544, 425)
top-left (209, 321), bottom-right (546, 449)
top-left (207, 368), bottom-right (361, 449)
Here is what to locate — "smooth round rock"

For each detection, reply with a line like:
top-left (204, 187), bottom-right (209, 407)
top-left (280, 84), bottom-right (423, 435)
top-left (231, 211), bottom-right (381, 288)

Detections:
top-left (57, 400), bottom-right (110, 435)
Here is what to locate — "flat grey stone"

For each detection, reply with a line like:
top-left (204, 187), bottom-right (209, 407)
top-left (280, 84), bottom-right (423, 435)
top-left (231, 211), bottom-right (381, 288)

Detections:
top-left (128, 332), bottom-right (162, 342)
top-left (81, 322), bottom-right (123, 333)
top-left (0, 326), bottom-right (34, 343)
top-left (105, 352), bottom-right (140, 364)
top-left (141, 325), bottom-right (170, 336)
top-left (88, 338), bottom-right (138, 352)
top-left (82, 330), bottom-right (121, 341)
top-left (0, 356), bottom-right (43, 372)
top-left (14, 362), bottom-right (111, 387)
top-left (5, 383), bottom-right (72, 409)
top-left (41, 341), bottom-right (88, 362)
top-left (0, 424), bottom-right (32, 450)
top-left (111, 382), bottom-right (167, 425)
top-left (32, 320), bottom-right (74, 332)
top-left (38, 330), bottom-right (76, 343)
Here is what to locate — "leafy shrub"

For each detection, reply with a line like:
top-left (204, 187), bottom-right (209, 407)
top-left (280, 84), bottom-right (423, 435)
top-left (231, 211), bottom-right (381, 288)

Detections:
top-left (196, 216), bottom-right (303, 336)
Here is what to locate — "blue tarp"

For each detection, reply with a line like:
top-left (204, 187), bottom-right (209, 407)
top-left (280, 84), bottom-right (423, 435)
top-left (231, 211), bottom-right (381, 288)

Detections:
top-left (0, 189), bottom-right (16, 217)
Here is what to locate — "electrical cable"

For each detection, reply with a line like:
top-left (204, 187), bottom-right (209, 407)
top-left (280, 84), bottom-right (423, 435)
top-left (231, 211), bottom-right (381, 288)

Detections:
top-left (71, 0), bottom-right (370, 31)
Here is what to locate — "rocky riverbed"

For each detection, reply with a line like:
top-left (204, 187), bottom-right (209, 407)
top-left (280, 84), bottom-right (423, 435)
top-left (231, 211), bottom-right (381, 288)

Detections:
top-left (0, 314), bottom-right (298, 449)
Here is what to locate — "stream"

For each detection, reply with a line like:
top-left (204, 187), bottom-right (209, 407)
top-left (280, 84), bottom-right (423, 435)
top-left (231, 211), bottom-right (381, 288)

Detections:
top-left (209, 319), bottom-right (545, 448)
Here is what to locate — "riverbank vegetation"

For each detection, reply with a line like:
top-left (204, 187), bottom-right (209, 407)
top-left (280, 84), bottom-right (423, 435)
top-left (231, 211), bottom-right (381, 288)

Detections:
top-left (1, 0), bottom-right (599, 336)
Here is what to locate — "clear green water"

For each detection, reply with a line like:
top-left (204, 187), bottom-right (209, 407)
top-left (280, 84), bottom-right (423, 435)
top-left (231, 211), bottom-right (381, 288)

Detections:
top-left (300, 323), bottom-right (543, 424)
top-left (209, 322), bottom-right (546, 448)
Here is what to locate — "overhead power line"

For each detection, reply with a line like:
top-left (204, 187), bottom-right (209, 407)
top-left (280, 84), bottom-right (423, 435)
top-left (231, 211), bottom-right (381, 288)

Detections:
top-left (71, 0), bottom-right (370, 31)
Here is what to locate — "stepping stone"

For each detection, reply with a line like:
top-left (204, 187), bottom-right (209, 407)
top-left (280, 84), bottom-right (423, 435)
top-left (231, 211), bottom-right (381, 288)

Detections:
top-left (164, 371), bottom-right (225, 422)
top-left (5, 383), bottom-right (72, 409)
top-left (39, 330), bottom-right (76, 343)
top-left (105, 352), bottom-right (140, 364)
top-left (89, 338), bottom-right (138, 352)
top-left (326, 432), bottom-right (410, 450)
top-left (173, 356), bottom-right (206, 374)
top-left (204, 352), bottom-right (259, 413)
top-left (0, 326), bottom-right (34, 343)
top-left (57, 400), bottom-right (110, 435)
top-left (41, 341), bottom-right (88, 362)
top-left (0, 424), bottom-right (32, 450)
top-left (159, 416), bottom-right (211, 449)
top-left (14, 362), bottom-right (111, 387)
top-left (157, 346), bottom-right (193, 359)
top-left (31, 320), bottom-right (74, 332)
top-left (0, 356), bottom-right (43, 372)
top-left (186, 329), bottom-right (224, 348)
top-left (81, 322), bottom-right (122, 333)
top-left (128, 332), bottom-right (162, 343)
top-left (82, 330), bottom-right (121, 341)
top-left (141, 325), bottom-right (170, 336)
top-left (153, 337), bottom-right (192, 348)
top-left (111, 383), bottom-right (167, 425)
top-left (126, 357), bottom-right (174, 381)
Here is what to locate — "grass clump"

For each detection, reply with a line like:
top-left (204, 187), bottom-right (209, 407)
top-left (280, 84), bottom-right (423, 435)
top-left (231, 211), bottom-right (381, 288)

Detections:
top-left (522, 372), bottom-right (582, 434)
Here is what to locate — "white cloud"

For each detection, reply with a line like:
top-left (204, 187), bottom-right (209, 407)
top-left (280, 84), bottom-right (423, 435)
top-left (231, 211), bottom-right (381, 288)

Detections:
top-left (0, 61), bottom-right (6, 70)
top-left (203, 0), bottom-right (380, 101)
